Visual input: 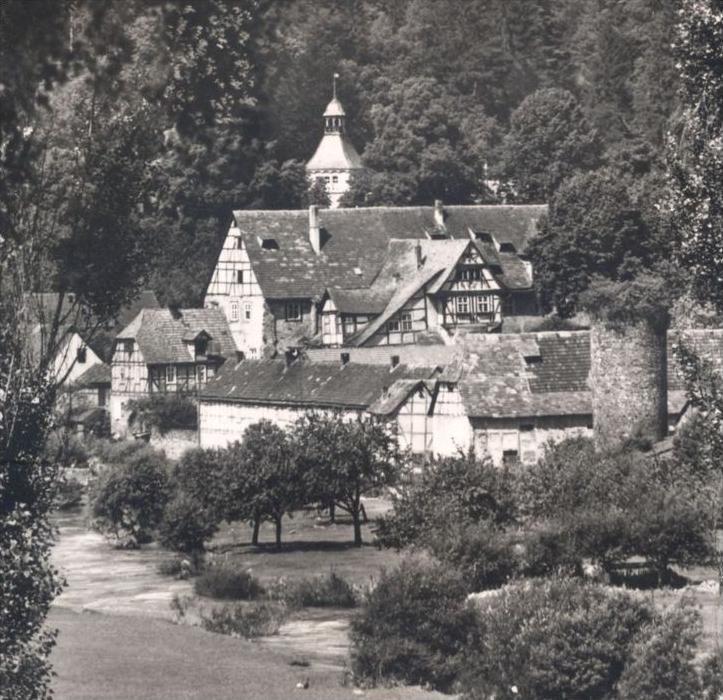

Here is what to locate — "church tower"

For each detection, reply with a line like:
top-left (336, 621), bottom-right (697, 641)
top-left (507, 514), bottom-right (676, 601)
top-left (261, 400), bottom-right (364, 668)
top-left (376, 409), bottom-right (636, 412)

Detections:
top-left (306, 76), bottom-right (364, 208)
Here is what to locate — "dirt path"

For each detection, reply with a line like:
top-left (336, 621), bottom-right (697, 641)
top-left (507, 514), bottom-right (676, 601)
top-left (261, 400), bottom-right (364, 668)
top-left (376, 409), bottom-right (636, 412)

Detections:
top-left (51, 508), bottom-right (352, 667)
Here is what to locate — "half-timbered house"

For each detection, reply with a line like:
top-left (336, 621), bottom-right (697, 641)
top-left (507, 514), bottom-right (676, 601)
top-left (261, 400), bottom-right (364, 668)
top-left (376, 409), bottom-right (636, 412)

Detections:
top-left (110, 308), bottom-right (236, 435)
top-left (204, 201), bottom-right (546, 357)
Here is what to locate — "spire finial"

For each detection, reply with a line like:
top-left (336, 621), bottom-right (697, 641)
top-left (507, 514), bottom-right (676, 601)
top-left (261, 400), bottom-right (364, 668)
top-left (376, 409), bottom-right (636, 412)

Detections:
top-left (333, 72), bottom-right (339, 99)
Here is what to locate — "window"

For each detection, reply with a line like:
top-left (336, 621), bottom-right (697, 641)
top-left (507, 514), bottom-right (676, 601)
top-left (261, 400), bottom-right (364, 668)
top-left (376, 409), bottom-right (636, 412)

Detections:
top-left (236, 237), bottom-right (243, 249)
top-left (98, 387), bottom-right (107, 407)
top-left (197, 365), bottom-right (207, 383)
top-left (285, 301), bottom-right (302, 321)
top-left (324, 176), bottom-right (331, 183)
top-left (244, 303), bottom-right (252, 321)
top-left (387, 319), bottom-right (400, 332)
top-left (400, 312), bottom-right (413, 331)
top-left (502, 450), bottom-right (519, 466)
top-left (166, 366), bottom-right (175, 383)
top-left (195, 337), bottom-right (208, 356)
top-left (120, 367), bottom-right (126, 379)
top-left (474, 295), bottom-right (493, 313)
top-left (76, 347), bottom-right (87, 363)
top-left (230, 300), bottom-right (240, 322)
top-left (458, 268), bottom-right (482, 282)
top-left (260, 237), bottom-right (279, 250)
top-left (343, 316), bottom-right (356, 334)
top-left (123, 340), bottom-right (133, 354)
top-left (455, 296), bottom-right (470, 314)
top-left (236, 270), bottom-right (244, 284)
top-left (332, 175), bottom-right (338, 184)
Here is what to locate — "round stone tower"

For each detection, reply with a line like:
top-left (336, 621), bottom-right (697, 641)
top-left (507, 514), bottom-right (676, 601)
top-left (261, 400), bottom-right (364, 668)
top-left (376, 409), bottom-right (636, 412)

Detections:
top-left (590, 319), bottom-right (668, 449)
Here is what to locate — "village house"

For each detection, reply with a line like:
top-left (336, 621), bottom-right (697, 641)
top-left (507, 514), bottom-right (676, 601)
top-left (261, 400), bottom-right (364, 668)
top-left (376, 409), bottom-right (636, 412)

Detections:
top-left (109, 308), bottom-right (237, 435)
top-left (25, 293), bottom-right (105, 386)
top-left (197, 328), bottom-right (716, 465)
top-left (204, 202), bottom-right (546, 358)
top-left (305, 89), bottom-right (364, 207)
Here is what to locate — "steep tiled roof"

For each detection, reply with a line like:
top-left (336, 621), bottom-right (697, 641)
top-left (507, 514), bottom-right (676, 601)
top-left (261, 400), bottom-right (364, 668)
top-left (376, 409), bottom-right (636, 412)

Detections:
top-left (116, 308), bottom-right (236, 364)
top-left (200, 329), bottom-right (723, 420)
top-left (74, 362), bottom-right (111, 387)
top-left (326, 287), bottom-right (390, 315)
top-left (200, 359), bottom-right (437, 409)
top-left (232, 205), bottom-right (546, 300)
top-left (348, 267), bottom-right (444, 347)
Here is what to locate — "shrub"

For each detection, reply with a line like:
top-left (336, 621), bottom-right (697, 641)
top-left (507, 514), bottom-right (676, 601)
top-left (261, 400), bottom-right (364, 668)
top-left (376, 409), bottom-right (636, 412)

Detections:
top-left (701, 654), bottom-right (723, 700)
top-left (518, 526), bottom-right (582, 578)
top-left (194, 564), bottom-right (263, 600)
top-left (43, 430), bottom-right (89, 469)
top-left (81, 408), bottom-right (110, 438)
top-left (376, 450), bottom-right (516, 550)
top-left (128, 394), bottom-right (197, 434)
top-left (617, 604), bottom-right (703, 700)
top-left (90, 446), bottom-right (170, 547)
top-left (427, 523), bottom-right (518, 591)
top-left (171, 447), bottom-right (226, 518)
top-left (268, 572), bottom-right (357, 609)
top-left (53, 476), bottom-right (84, 510)
top-left (158, 493), bottom-right (218, 554)
top-left (350, 558), bottom-right (478, 692)
top-left (88, 438), bottom-right (150, 465)
top-left (158, 554), bottom-right (203, 579)
top-left (461, 579), bottom-right (655, 700)
top-left (200, 601), bottom-right (287, 637)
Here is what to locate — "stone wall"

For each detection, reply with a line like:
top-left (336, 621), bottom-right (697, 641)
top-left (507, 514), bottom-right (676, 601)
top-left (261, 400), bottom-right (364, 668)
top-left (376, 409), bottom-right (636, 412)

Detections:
top-left (590, 320), bottom-right (668, 449)
top-left (149, 428), bottom-right (199, 461)
top-left (263, 299), bottom-right (317, 356)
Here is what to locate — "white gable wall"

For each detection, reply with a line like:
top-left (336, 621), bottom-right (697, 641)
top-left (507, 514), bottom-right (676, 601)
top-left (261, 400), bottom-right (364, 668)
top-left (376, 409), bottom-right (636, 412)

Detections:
top-left (204, 227), bottom-right (265, 357)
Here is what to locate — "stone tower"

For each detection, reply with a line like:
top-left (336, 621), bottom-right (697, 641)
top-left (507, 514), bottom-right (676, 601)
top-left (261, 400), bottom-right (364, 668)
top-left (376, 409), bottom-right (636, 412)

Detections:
top-left (305, 78), bottom-right (364, 208)
top-left (589, 319), bottom-right (669, 449)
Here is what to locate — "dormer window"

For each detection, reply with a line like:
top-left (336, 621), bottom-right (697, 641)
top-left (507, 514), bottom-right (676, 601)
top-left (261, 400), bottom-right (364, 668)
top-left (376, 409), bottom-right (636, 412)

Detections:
top-left (258, 236), bottom-right (279, 250)
top-left (123, 340), bottom-right (133, 354)
top-left (195, 337), bottom-right (208, 356)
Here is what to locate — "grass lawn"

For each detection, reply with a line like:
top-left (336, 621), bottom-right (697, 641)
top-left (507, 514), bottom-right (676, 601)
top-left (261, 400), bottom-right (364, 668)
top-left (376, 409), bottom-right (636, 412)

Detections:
top-left (50, 607), bottom-right (452, 700)
top-left (207, 498), bottom-right (407, 585)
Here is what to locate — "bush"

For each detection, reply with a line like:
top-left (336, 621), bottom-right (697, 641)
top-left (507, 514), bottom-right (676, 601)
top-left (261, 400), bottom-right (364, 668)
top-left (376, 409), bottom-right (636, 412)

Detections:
top-left (701, 654), bottom-right (723, 700)
top-left (617, 604), bottom-right (703, 700)
top-left (428, 523), bottom-right (518, 591)
top-left (200, 601), bottom-right (287, 638)
top-left (88, 438), bottom-right (150, 465)
top-left (376, 450), bottom-right (516, 550)
top-left (194, 564), bottom-right (263, 600)
top-left (268, 572), bottom-right (357, 609)
top-left (83, 408), bottom-right (110, 438)
top-left (350, 558), bottom-right (478, 692)
top-left (158, 493), bottom-right (218, 554)
top-left (43, 430), bottom-right (89, 469)
top-left (90, 446), bottom-right (170, 547)
top-left (171, 447), bottom-right (226, 518)
top-left (53, 476), bottom-right (84, 511)
top-left (461, 579), bottom-right (656, 700)
top-left (128, 394), bottom-right (198, 434)
top-left (518, 526), bottom-right (582, 578)
top-left (158, 553), bottom-right (203, 579)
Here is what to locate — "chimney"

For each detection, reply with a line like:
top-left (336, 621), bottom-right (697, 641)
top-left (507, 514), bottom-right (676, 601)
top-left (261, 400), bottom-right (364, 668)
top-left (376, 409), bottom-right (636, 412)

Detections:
top-left (433, 199), bottom-right (445, 228)
top-left (415, 242), bottom-right (424, 269)
top-left (390, 354), bottom-right (400, 370)
top-left (340, 352), bottom-right (350, 366)
top-left (309, 205), bottom-right (321, 255)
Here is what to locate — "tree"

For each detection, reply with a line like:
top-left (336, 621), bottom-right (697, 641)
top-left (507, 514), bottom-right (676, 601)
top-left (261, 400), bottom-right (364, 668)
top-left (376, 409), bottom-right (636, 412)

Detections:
top-left (295, 413), bottom-right (403, 546)
top-left (307, 177), bottom-right (331, 207)
top-left (90, 446), bottom-right (170, 547)
top-left (235, 421), bottom-right (306, 550)
top-left (527, 167), bottom-right (656, 317)
top-left (376, 450), bottom-right (516, 550)
top-left (500, 88), bottom-right (601, 202)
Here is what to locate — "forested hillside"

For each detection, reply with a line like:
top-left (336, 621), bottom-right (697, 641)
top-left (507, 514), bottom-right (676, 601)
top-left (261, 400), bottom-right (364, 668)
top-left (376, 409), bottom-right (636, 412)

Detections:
top-left (31, 0), bottom-right (681, 306)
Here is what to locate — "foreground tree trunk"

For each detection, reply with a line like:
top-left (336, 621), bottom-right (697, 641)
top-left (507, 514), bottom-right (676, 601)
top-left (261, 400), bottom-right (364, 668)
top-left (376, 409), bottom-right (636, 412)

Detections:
top-left (251, 515), bottom-right (260, 546)
top-left (274, 517), bottom-right (282, 550)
